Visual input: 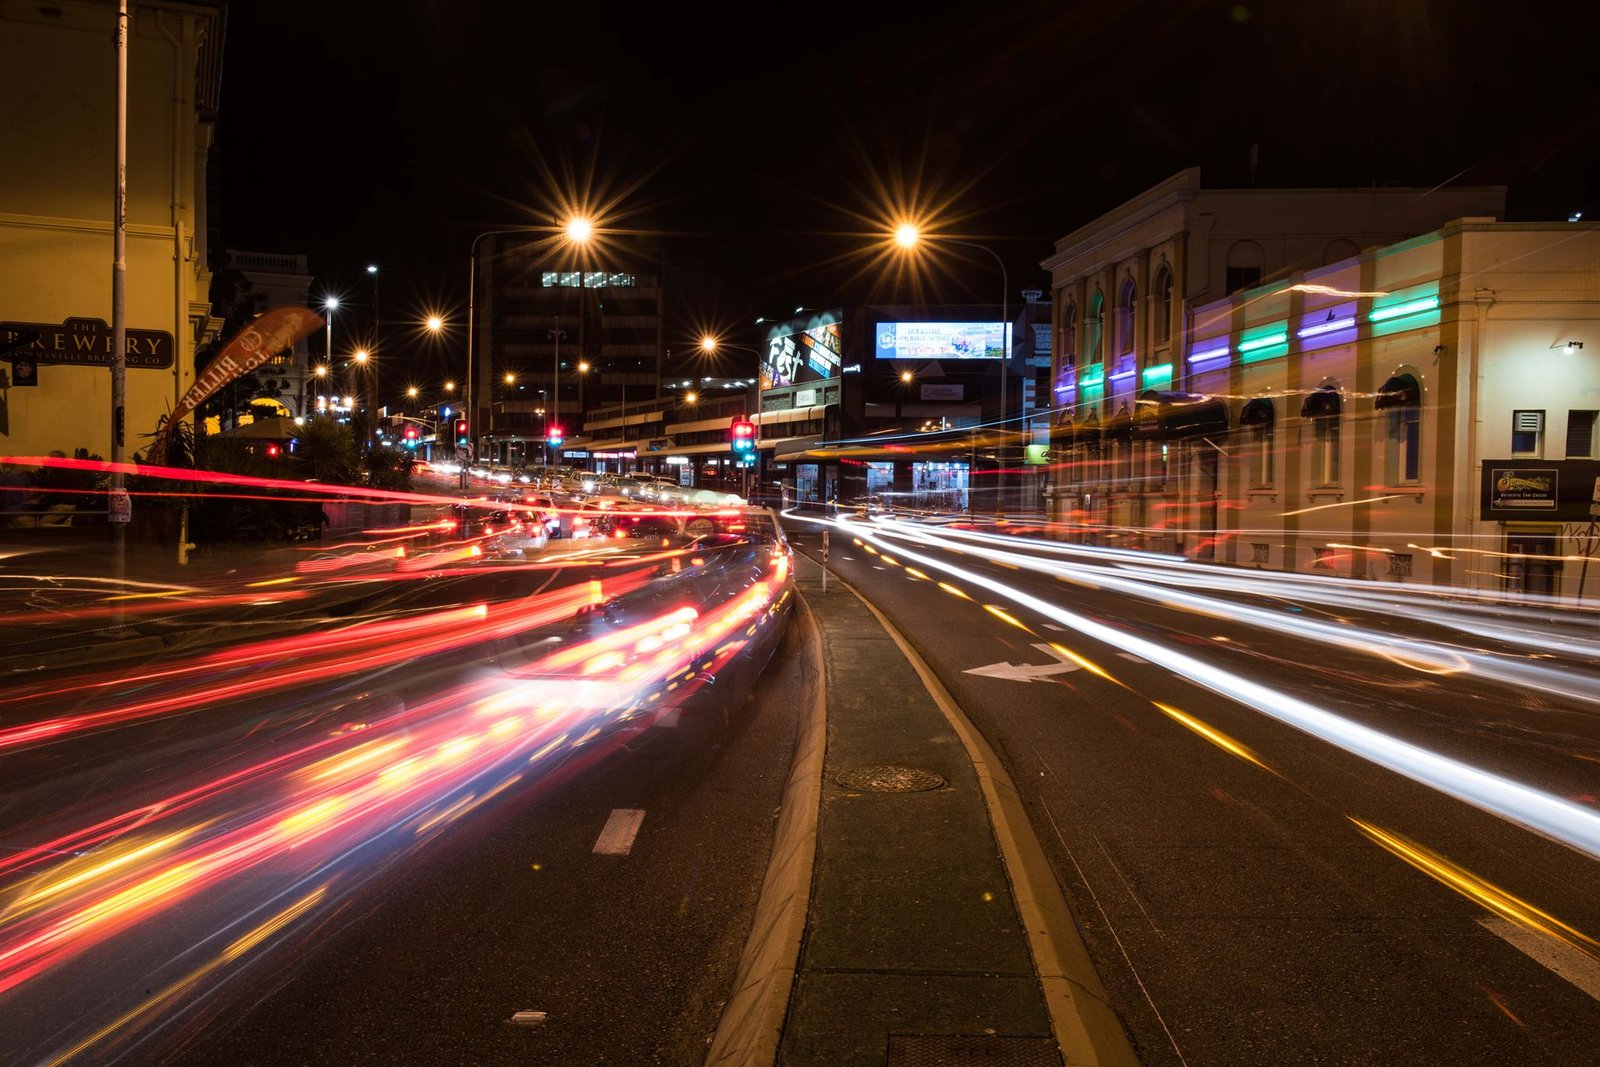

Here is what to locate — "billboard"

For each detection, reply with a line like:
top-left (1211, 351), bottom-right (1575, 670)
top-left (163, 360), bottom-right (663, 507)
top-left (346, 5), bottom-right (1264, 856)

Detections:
top-left (763, 315), bottom-right (843, 389)
top-left (874, 321), bottom-right (1010, 361)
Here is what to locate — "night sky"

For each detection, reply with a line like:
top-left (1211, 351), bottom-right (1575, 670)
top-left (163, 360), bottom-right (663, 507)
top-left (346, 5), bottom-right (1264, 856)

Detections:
top-left (215, 0), bottom-right (1600, 393)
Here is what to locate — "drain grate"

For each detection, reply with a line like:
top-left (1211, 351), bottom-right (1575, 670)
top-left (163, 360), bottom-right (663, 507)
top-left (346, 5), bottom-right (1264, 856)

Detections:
top-left (835, 764), bottom-right (945, 792)
top-left (888, 1034), bottom-right (1058, 1066)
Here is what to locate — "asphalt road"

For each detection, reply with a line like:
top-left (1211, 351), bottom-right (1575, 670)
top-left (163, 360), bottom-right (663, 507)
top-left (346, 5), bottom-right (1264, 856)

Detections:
top-left (0, 506), bottom-right (798, 1066)
top-left (783, 510), bottom-right (1600, 1066)
top-left (162, 620), bottom-right (804, 1066)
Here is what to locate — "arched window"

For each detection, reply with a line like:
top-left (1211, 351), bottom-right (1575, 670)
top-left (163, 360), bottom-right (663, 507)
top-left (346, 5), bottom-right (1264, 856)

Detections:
top-left (1087, 291), bottom-right (1104, 363)
top-left (1322, 238), bottom-right (1360, 266)
top-left (1115, 276), bottom-right (1137, 355)
top-left (1061, 303), bottom-right (1077, 364)
top-left (1239, 396), bottom-right (1275, 486)
top-left (1226, 241), bottom-right (1264, 294)
top-left (1151, 265), bottom-right (1173, 346)
top-left (1300, 382), bottom-right (1342, 487)
top-left (1376, 371), bottom-right (1422, 483)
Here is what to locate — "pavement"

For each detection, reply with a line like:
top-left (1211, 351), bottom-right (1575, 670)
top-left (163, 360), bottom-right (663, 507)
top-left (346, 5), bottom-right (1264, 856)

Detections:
top-left (710, 552), bottom-right (1138, 1067)
top-left (2, 513), bottom-right (1142, 1066)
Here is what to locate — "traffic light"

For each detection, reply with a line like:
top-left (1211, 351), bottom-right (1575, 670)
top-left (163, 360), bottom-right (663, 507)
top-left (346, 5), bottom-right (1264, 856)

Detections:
top-left (403, 424), bottom-right (420, 450)
top-left (546, 423), bottom-right (565, 448)
top-left (730, 417), bottom-right (756, 457)
top-left (454, 418), bottom-right (469, 446)
top-left (265, 443), bottom-right (281, 459)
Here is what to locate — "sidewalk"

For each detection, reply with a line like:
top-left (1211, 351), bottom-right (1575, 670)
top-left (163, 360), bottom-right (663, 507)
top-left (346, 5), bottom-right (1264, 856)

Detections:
top-left (711, 554), bottom-right (1137, 1066)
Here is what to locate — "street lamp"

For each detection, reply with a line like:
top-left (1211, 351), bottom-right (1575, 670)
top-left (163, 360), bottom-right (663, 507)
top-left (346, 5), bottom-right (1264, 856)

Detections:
top-left (701, 334), bottom-right (769, 499)
top-left (891, 224), bottom-right (1011, 514)
top-left (464, 215), bottom-right (597, 469)
top-left (322, 296), bottom-right (338, 380)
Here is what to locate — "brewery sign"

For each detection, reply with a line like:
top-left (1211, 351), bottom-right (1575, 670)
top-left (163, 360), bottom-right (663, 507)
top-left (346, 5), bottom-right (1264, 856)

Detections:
top-left (0, 317), bottom-right (174, 369)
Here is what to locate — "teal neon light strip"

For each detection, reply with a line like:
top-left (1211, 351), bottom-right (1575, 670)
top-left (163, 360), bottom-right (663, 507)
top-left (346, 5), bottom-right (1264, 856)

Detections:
top-left (1368, 296), bottom-right (1439, 323)
top-left (1081, 363), bottom-right (1105, 387)
top-left (1236, 331), bottom-right (1288, 354)
top-left (1141, 363), bottom-right (1173, 386)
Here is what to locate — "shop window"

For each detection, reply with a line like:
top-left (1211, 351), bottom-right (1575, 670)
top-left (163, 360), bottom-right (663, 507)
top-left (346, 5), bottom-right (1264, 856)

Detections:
top-left (1312, 417), bottom-right (1340, 486)
top-left (1388, 552), bottom-right (1413, 579)
top-left (1086, 292), bottom-right (1104, 362)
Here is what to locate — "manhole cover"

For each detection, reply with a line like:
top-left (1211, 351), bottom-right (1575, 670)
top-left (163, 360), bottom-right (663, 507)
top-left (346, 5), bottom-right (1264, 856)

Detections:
top-left (888, 1034), bottom-right (1057, 1066)
top-left (836, 765), bottom-right (945, 792)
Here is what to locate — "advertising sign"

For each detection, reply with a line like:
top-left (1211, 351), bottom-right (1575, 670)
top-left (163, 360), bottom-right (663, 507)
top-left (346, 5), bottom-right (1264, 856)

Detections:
top-left (763, 315), bottom-right (843, 389)
top-left (874, 321), bottom-right (1010, 361)
top-left (1488, 467), bottom-right (1558, 510)
top-left (919, 383), bottom-right (964, 401)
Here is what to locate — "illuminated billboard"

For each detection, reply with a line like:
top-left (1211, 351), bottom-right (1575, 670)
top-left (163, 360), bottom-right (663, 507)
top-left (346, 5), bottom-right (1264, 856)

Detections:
top-left (763, 315), bottom-right (843, 389)
top-left (874, 321), bottom-right (1010, 361)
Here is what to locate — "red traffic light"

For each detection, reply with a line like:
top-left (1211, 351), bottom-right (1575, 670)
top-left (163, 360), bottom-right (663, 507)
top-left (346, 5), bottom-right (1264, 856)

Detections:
top-left (404, 425), bottom-right (419, 440)
top-left (454, 418), bottom-right (470, 445)
top-left (265, 443), bottom-right (281, 458)
top-left (730, 418), bottom-right (756, 453)
top-left (546, 424), bottom-right (565, 446)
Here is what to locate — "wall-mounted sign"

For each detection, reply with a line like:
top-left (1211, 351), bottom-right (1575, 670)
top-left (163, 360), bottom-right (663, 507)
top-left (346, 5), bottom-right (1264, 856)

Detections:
top-left (1, 317), bottom-right (174, 369)
top-left (795, 388), bottom-right (817, 406)
top-left (920, 383), bottom-right (964, 401)
top-left (1488, 466), bottom-right (1558, 510)
top-left (763, 314), bottom-right (843, 388)
top-left (646, 437), bottom-right (675, 452)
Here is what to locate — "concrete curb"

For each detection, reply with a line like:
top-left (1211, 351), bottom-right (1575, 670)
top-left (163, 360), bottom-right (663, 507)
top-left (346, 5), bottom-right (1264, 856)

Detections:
top-left (830, 569), bottom-right (1140, 1067)
top-left (704, 593), bottom-right (826, 1066)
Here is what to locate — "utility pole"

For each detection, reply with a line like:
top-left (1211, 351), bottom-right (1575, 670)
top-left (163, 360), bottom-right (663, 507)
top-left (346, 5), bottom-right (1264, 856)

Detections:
top-left (109, 0), bottom-right (131, 619)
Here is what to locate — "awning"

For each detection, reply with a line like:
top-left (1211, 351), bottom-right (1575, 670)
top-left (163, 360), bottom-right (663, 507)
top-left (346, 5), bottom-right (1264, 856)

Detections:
top-left (1300, 386), bottom-right (1342, 419)
top-left (1105, 406), bottom-right (1134, 444)
top-left (1133, 390), bottom-right (1230, 440)
top-left (1239, 397), bottom-right (1275, 428)
top-left (1374, 373), bottom-right (1421, 410)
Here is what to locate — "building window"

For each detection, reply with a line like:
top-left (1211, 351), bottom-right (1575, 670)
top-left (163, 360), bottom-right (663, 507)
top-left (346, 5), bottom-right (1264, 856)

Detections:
top-left (1151, 265), bottom-right (1173, 346)
top-left (1115, 277), bottom-right (1137, 355)
top-left (1061, 304), bottom-right (1077, 365)
top-left (1313, 546), bottom-right (1336, 570)
top-left (1253, 426), bottom-right (1275, 487)
top-left (1376, 372), bottom-right (1422, 484)
top-left (1251, 543), bottom-right (1270, 564)
top-left (1388, 552), bottom-right (1414, 579)
top-left (1313, 417), bottom-right (1340, 486)
top-left (1087, 292), bottom-right (1104, 361)
top-left (1225, 240), bottom-right (1264, 294)
top-left (1511, 409), bottom-right (1544, 456)
top-left (1566, 409), bottom-right (1598, 457)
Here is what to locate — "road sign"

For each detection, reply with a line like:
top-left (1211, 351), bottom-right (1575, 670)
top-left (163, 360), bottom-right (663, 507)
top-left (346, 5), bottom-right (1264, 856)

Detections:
top-left (964, 643), bottom-right (1082, 683)
top-left (456, 444), bottom-right (471, 461)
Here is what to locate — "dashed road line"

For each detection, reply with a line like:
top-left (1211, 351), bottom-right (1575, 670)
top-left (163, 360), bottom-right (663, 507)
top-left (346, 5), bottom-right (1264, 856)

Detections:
top-left (592, 808), bottom-right (646, 856)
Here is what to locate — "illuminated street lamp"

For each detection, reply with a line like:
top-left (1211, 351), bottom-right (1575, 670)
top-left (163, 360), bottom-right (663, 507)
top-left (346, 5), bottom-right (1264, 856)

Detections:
top-left (891, 223), bottom-right (1011, 513)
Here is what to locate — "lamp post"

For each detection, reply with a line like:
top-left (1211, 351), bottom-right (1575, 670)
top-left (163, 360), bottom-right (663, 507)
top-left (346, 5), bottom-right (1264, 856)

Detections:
top-left (366, 264), bottom-right (380, 414)
top-left (548, 324), bottom-right (566, 443)
top-left (465, 216), bottom-right (595, 473)
top-left (701, 335), bottom-right (766, 500)
top-left (892, 225), bottom-right (1010, 514)
top-left (323, 295), bottom-right (338, 383)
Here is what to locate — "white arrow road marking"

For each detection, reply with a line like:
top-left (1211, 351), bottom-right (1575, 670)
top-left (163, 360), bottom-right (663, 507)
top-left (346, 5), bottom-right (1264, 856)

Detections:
top-left (593, 809), bottom-right (646, 855)
top-left (964, 643), bottom-right (1083, 683)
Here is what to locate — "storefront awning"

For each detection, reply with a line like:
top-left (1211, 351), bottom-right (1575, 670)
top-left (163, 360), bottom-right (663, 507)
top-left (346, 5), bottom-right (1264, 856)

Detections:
top-left (1239, 396), bottom-right (1275, 428)
top-left (1300, 386), bottom-right (1342, 419)
top-left (1374, 373), bottom-right (1421, 410)
top-left (1105, 406), bottom-right (1134, 443)
top-left (1133, 391), bottom-right (1229, 440)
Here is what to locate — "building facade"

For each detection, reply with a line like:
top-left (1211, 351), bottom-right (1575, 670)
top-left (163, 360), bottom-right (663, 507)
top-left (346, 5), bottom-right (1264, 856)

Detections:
top-left (475, 235), bottom-right (665, 460)
top-left (1046, 215), bottom-right (1600, 598)
top-left (220, 249), bottom-right (315, 417)
top-left (0, 0), bottom-right (224, 461)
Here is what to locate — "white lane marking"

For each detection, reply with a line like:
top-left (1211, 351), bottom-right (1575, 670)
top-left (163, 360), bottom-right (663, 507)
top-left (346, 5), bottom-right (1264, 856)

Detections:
top-left (965, 643), bottom-right (1083, 684)
top-left (1117, 652), bottom-right (1149, 663)
top-left (841, 555), bottom-right (856, 561)
top-left (593, 808), bottom-right (646, 856)
top-left (872, 565), bottom-right (886, 570)
top-left (1480, 917), bottom-right (1600, 1002)
top-left (1042, 623), bottom-right (1067, 632)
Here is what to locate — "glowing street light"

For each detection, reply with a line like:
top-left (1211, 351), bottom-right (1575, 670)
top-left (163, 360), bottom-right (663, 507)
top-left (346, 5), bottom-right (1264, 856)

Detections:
top-left (425, 315), bottom-right (444, 332)
top-left (891, 221), bottom-right (1012, 513)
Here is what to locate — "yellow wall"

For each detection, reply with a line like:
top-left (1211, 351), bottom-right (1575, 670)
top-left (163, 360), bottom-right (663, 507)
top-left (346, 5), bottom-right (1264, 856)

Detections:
top-left (0, 0), bottom-right (221, 461)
